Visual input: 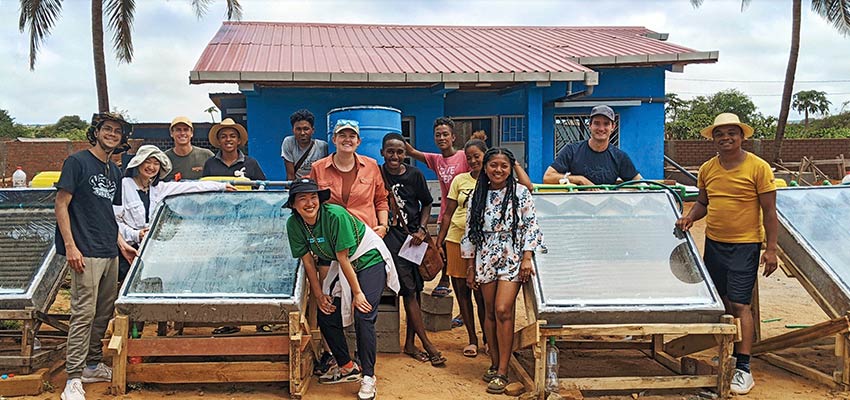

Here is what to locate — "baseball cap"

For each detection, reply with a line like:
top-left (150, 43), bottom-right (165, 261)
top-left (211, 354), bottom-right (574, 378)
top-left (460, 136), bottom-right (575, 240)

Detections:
top-left (170, 116), bottom-right (193, 131)
top-left (333, 119), bottom-right (360, 136)
top-left (590, 105), bottom-right (616, 122)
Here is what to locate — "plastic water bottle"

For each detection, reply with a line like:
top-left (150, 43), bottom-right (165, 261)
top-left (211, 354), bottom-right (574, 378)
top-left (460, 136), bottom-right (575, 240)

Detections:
top-left (842, 173), bottom-right (850, 185)
top-left (545, 336), bottom-right (559, 394)
top-left (129, 323), bottom-right (142, 364)
top-left (12, 166), bottom-right (26, 188)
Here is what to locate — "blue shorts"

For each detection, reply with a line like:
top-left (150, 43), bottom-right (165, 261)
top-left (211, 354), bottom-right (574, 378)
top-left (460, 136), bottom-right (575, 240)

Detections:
top-left (704, 238), bottom-right (761, 305)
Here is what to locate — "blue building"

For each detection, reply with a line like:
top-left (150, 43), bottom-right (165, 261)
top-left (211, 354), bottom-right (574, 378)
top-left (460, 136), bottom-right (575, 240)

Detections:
top-left (191, 22), bottom-right (717, 182)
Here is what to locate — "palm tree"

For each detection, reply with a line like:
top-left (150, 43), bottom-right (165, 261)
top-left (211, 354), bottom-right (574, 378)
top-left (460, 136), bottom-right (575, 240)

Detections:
top-left (19, 0), bottom-right (242, 113)
top-left (689, 0), bottom-right (850, 162)
top-left (204, 106), bottom-right (219, 123)
top-left (792, 90), bottom-right (832, 128)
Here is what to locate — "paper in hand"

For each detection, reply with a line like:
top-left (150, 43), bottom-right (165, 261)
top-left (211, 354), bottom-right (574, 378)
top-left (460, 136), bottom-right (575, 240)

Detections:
top-left (398, 235), bottom-right (428, 265)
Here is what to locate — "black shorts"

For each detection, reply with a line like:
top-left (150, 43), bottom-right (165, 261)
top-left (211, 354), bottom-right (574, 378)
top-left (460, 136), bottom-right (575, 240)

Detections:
top-left (394, 257), bottom-right (424, 297)
top-left (703, 238), bottom-right (761, 305)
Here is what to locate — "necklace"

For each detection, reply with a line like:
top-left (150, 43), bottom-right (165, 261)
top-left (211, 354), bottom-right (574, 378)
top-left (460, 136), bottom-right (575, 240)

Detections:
top-left (332, 153), bottom-right (355, 172)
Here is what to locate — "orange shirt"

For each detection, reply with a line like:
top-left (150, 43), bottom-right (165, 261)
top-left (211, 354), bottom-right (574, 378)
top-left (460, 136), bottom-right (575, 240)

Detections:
top-left (309, 154), bottom-right (389, 228)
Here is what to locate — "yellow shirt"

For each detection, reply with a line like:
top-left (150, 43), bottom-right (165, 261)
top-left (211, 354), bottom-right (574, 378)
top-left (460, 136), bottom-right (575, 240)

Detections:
top-left (698, 152), bottom-right (776, 243)
top-left (446, 172), bottom-right (477, 243)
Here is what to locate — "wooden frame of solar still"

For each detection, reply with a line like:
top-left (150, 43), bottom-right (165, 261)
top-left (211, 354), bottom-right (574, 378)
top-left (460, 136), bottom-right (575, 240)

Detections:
top-left (750, 186), bottom-right (850, 390)
top-left (511, 190), bottom-right (738, 399)
top-left (109, 191), bottom-right (314, 398)
top-left (0, 189), bottom-right (68, 379)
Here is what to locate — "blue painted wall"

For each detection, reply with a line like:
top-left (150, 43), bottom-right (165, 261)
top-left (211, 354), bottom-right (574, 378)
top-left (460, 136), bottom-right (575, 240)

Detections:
top-left (243, 65), bottom-right (668, 181)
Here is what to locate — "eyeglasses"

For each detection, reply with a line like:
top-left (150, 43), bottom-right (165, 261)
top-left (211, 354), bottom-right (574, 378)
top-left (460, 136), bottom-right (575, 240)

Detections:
top-left (99, 125), bottom-right (123, 135)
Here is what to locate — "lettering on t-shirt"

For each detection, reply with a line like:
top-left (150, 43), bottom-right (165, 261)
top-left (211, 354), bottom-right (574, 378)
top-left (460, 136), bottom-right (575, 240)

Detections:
top-left (89, 174), bottom-right (116, 200)
top-left (307, 237), bottom-right (326, 244)
top-left (438, 165), bottom-right (457, 184)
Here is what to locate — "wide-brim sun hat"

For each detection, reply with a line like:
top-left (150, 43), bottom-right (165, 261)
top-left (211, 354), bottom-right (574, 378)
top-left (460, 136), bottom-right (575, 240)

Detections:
top-left (285, 178), bottom-right (331, 208)
top-left (209, 118), bottom-right (248, 148)
top-left (700, 113), bottom-right (754, 139)
top-left (127, 145), bottom-right (172, 179)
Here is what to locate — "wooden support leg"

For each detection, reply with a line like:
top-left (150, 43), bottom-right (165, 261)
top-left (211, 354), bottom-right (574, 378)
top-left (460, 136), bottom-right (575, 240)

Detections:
top-left (110, 316), bottom-right (129, 395)
top-left (20, 319), bottom-right (34, 374)
top-left (751, 280), bottom-right (761, 343)
top-left (289, 311), bottom-right (303, 398)
top-left (534, 336), bottom-right (546, 399)
top-left (842, 333), bottom-right (850, 388)
top-left (717, 315), bottom-right (735, 399)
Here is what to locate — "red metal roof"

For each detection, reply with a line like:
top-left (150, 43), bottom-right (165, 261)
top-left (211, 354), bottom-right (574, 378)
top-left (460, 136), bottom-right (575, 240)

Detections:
top-left (191, 22), bottom-right (716, 83)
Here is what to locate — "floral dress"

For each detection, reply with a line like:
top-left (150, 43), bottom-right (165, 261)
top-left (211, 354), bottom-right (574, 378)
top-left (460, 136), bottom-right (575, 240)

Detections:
top-left (460, 184), bottom-right (546, 283)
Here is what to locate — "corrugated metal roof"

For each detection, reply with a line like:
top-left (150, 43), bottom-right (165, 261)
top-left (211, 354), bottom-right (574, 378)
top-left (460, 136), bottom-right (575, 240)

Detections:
top-left (191, 22), bottom-right (717, 84)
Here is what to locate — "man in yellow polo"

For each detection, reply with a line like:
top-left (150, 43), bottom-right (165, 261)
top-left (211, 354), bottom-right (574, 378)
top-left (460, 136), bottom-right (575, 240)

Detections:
top-left (675, 113), bottom-right (778, 395)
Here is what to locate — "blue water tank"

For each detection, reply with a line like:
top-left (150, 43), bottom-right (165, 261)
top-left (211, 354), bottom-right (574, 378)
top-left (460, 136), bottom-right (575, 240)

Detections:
top-left (327, 106), bottom-right (402, 163)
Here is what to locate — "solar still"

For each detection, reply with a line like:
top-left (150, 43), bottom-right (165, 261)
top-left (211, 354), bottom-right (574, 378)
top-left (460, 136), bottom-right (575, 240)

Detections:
top-left (123, 191), bottom-right (299, 298)
top-left (776, 186), bottom-right (850, 314)
top-left (533, 191), bottom-right (723, 324)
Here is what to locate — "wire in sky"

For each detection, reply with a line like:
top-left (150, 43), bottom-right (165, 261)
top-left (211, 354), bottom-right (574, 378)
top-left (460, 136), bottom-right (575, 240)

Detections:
top-left (667, 77), bottom-right (850, 83)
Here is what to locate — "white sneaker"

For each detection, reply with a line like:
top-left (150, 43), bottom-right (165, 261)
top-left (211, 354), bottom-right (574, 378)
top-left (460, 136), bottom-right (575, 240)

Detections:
top-left (731, 368), bottom-right (755, 395)
top-left (61, 378), bottom-right (86, 400)
top-left (80, 362), bottom-right (112, 383)
top-left (358, 375), bottom-right (377, 400)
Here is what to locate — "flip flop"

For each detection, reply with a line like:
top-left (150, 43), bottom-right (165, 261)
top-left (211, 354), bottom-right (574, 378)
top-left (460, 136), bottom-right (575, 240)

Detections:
top-left (212, 326), bottom-right (240, 335)
top-left (404, 350), bottom-right (429, 362)
top-left (463, 343), bottom-right (478, 358)
top-left (427, 351), bottom-right (447, 367)
top-left (451, 317), bottom-right (464, 328)
top-left (431, 286), bottom-right (452, 297)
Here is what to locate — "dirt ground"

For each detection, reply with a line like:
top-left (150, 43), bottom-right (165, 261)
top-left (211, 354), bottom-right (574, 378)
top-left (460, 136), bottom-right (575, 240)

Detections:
top-left (15, 203), bottom-right (850, 400)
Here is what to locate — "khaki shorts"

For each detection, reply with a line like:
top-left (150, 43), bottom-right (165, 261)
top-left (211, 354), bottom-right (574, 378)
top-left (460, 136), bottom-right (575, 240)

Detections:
top-left (445, 241), bottom-right (468, 279)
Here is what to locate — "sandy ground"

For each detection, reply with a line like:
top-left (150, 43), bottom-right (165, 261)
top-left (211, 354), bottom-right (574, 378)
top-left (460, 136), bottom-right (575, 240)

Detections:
top-left (14, 203), bottom-right (850, 400)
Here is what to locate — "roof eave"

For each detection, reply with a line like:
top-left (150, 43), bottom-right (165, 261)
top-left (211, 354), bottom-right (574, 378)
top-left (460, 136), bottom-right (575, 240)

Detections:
top-left (572, 51), bottom-right (719, 67)
top-left (189, 71), bottom-right (597, 85)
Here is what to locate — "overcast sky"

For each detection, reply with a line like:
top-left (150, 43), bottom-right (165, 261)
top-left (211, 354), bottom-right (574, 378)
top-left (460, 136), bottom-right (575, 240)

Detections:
top-left (1, 0), bottom-right (848, 124)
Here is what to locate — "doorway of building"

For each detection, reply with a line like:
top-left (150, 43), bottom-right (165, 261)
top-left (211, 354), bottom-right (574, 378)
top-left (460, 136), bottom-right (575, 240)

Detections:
top-left (453, 117), bottom-right (496, 148)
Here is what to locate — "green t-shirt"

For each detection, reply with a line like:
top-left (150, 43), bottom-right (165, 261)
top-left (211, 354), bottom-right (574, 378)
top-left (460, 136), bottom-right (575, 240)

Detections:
top-left (286, 203), bottom-right (383, 272)
top-left (164, 146), bottom-right (214, 181)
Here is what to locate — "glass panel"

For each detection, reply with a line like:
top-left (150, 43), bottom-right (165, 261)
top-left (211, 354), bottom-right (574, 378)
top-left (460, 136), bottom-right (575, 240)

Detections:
top-left (125, 192), bottom-right (298, 298)
top-left (0, 190), bottom-right (56, 294)
top-left (777, 187), bottom-right (850, 290)
top-left (535, 192), bottom-right (714, 306)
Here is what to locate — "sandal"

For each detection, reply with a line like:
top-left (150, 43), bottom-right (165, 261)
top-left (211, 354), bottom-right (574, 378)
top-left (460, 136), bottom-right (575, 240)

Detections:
top-left (256, 324), bottom-right (273, 333)
top-left (431, 286), bottom-right (452, 297)
top-left (404, 350), bottom-right (429, 362)
top-left (212, 326), bottom-right (240, 335)
top-left (486, 374), bottom-right (509, 394)
top-left (482, 366), bottom-right (498, 382)
top-left (463, 343), bottom-right (478, 358)
top-left (427, 351), bottom-right (446, 367)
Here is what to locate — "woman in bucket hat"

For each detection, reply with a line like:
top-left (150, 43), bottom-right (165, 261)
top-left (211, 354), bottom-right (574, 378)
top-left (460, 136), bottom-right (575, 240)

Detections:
top-left (285, 178), bottom-right (399, 400)
top-left (202, 118), bottom-right (266, 180)
top-left (115, 145), bottom-right (235, 282)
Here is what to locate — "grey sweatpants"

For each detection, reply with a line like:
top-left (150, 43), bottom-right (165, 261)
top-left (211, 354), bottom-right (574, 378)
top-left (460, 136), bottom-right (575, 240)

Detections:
top-left (65, 256), bottom-right (118, 379)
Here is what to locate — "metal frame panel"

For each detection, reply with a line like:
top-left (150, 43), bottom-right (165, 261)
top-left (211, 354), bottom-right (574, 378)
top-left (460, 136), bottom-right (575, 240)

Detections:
top-left (531, 191), bottom-right (725, 324)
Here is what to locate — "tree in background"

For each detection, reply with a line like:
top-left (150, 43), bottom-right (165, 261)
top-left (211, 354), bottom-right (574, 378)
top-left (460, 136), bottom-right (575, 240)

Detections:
top-left (0, 109), bottom-right (29, 139)
top-left (665, 89), bottom-right (776, 140)
top-left (39, 115), bottom-right (89, 140)
top-left (19, 0), bottom-right (242, 113)
top-left (204, 106), bottom-right (219, 123)
top-left (689, 0), bottom-right (850, 162)
top-left (793, 90), bottom-right (832, 128)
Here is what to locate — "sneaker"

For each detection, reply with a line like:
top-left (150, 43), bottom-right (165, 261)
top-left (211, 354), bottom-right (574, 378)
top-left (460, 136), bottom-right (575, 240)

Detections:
top-left (731, 368), bottom-right (755, 395)
top-left (61, 378), bottom-right (86, 400)
top-left (358, 375), bottom-right (377, 400)
top-left (80, 362), bottom-right (112, 383)
top-left (319, 362), bottom-right (362, 384)
top-left (313, 351), bottom-right (338, 376)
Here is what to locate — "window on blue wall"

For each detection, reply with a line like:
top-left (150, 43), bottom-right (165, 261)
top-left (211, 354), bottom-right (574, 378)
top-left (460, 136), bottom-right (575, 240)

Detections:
top-left (402, 117), bottom-right (415, 165)
top-left (553, 114), bottom-right (620, 154)
top-left (500, 116), bottom-right (525, 143)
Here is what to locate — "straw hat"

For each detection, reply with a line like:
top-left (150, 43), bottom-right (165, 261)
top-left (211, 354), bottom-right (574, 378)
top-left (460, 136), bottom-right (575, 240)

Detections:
top-left (700, 113), bottom-right (754, 139)
top-left (209, 118), bottom-right (248, 148)
top-left (126, 145), bottom-right (172, 179)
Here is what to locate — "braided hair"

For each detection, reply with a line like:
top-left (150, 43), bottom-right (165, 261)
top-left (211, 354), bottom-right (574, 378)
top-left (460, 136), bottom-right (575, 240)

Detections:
top-left (467, 147), bottom-right (520, 251)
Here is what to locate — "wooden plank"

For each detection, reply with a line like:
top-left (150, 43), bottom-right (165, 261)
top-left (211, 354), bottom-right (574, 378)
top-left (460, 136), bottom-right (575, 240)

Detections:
top-left (0, 309), bottom-right (35, 320)
top-left (127, 361), bottom-right (289, 384)
top-left (541, 323), bottom-right (737, 337)
top-left (758, 353), bottom-right (839, 389)
top-left (776, 247), bottom-right (797, 278)
top-left (0, 367), bottom-right (47, 396)
top-left (127, 335), bottom-right (291, 357)
top-left (752, 280), bottom-right (761, 342)
top-left (509, 354), bottom-right (535, 393)
top-left (20, 319), bottom-right (34, 374)
top-left (664, 334), bottom-right (718, 358)
top-left (289, 311), bottom-right (302, 396)
top-left (651, 350), bottom-right (683, 375)
top-left (522, 280), bottom-right (537, 324)
top-left (110, 315), bottom-right (129, 395)
top-left (717, 315), bottom-right (735, 399)
top-left (534, 341), bottom-right (546, 398)
top-left (779, 239), bottom-right (839, 318)
top-left (558, 340), bottom-right (651, 350)
top-left (513, 323), bottom-right (540, 351)
top-left (752, 315), bottom-right (850, 355)
top-left (559, 375), bottom-right (716, 391)
top-left (842, 333), bottom-right (850, 386)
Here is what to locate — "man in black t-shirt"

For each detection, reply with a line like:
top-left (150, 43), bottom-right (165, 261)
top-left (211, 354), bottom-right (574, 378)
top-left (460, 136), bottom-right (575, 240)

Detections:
top-left (543, 105), bottom-right (642, 185)
top-left (57, 112), bottom-right (138, 400)
top-left (380, 133), bottom-right (446, 366)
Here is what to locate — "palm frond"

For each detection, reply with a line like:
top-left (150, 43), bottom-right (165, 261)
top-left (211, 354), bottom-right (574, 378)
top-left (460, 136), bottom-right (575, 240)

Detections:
top-left (741, 0), bottom-right (752, 12)
top-left (104, 0), bottom-right (136, 63)
top-left (812, 0), bottom-right (850, 36)
top-left (192, 0), bottom-right (242, 20)
top-left (688, 0), bottom-right (704, 8)
top-left (18, 0), bottom-right (64, 70)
